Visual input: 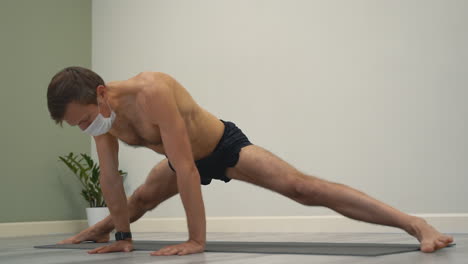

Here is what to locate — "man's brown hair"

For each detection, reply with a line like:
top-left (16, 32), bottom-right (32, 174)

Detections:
top-left (47, 66), bottom-right (105, 126)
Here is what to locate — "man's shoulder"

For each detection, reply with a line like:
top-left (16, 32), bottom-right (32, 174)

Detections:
top-left (136, 72), bottom-right (176, 97)
top-left (133, 71), bottom-right (173, 85)
top-left (111, 72), bottom-right (170, 96)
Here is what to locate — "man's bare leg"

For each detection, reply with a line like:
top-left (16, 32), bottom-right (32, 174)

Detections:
top-left (310, 181), bottom-right (454, 252)
top-left (59, 160), bottom-right (178, 244)
top-left (228, 145), bottom-right (454, 253)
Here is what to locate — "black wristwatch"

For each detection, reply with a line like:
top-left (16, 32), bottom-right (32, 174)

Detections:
top-left (115, 231), bottom-right (132, 241)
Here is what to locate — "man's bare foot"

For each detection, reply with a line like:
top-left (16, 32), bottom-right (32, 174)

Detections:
top-left (57, 226), bottom-right (110, 244)
top-left (406, 217), bottom-right (454, 253)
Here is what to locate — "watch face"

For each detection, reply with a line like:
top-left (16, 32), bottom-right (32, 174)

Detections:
top-left (115, 232), bottom-right (132, 240)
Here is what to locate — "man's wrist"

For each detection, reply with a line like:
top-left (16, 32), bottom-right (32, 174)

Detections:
top-left (189, 237), bottom-right (206, 245)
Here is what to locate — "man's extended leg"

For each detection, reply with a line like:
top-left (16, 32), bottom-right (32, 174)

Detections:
top-left (59, 159), bottom-right (178, 244)
top-left (226, 145), bottom-right (454, 253)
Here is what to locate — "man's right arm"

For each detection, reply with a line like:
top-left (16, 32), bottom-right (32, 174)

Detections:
top-left (94, 133), bottom-right (131, 235)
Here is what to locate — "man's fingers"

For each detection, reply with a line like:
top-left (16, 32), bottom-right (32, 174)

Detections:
top-left (87, 241), bottom-right (133, 254)
top-left (163, 247), bottom-right (179, 255)
top-left (87, 248), bottom-right (100, 254)
top-left (88, 246), bottom-right (105, 254)
top-left (159, 246), bottom-right (174, 253)
top-left (160, 246), bottom-right (172, 251)
top-left (151, 246), bottom-right (180, 256)
top-left (99, 247), bottom-right (113, 253)
top-left (150, 242), bottom-right (204, 256)
top-left (178, 248), bottom-right (189, 256)
top-left (123, 245), bottom-right (132, 252)
top-left (151, 251), bottom-right (163, 256)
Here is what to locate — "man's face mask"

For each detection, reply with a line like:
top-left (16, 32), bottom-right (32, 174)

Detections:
top-left (83, 99), bottom-right (116, 136)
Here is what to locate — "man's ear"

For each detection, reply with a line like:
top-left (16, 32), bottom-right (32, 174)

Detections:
top-left (96, 85), bottom-right (107, 100)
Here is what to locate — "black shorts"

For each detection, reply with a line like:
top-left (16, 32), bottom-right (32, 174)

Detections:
top-left (167, 120), bottom-right (253, 185)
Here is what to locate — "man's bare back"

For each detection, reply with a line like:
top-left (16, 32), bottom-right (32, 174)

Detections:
top-left (102, 72), bottom-right (225, 160)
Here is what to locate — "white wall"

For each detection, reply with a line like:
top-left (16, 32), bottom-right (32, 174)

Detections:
top-left (92, 0), bottom-right (468, 222)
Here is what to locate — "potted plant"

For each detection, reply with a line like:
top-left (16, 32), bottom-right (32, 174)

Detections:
top-left (58, 152), bottom-right (127, 227)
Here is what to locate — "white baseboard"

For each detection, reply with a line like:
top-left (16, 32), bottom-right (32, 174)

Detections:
top-left (1, 214), bottom-right (466, 238)
top-left (0, 220), bottom-right (89, 238)
top-left (131, 214), bottom-right (468, 233)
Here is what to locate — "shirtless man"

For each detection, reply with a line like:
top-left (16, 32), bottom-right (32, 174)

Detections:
top-left (47, 66), bottom-right (453, 256)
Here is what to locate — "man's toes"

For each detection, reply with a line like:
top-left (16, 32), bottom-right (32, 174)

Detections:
top-left (445, 236), bottom-right (454, 244)
top-left (434, 240), bottom-right (446, 249)
top-left (439, 236), bottom-right (453, 245)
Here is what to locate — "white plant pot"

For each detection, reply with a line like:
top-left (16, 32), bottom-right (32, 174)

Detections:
top-left (85, 207), bottom-right (110, 227)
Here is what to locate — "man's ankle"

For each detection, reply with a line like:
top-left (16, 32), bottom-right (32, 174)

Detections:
top-left (405, 217), bottom-right (426, 236)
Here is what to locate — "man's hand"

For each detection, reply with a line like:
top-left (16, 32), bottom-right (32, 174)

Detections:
top-left (150, 240), bottom-right (205, 256)
top-left (87, 240), bottom-right (134, 254)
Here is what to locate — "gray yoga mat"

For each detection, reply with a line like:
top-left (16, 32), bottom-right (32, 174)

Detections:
top-left (34, 240), bottom-right (456, 256)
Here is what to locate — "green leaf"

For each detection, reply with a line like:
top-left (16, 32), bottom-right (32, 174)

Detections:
top-left (91, 164), bottom-right (100, 183)
top-left (119, 169), bottom-right (128, 178)
top-left (59, 151), bottom-right (128, 208)
top-left (81, 189), bottom-right (93, 207)
top-left (59, 154), bottom-right (87, 189)
top-left (59, 156), bottom-right (78, 174)
top-left (81, 153), bottom-right (95, 169)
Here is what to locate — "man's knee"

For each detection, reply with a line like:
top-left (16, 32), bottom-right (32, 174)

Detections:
top-left (132, 185), bottom-right (155, 210)
top-left (292, 174), bottom-right (328, 206)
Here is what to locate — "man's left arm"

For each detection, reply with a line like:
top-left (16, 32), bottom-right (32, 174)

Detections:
top-left (138, 73), bottom-right (206, 254)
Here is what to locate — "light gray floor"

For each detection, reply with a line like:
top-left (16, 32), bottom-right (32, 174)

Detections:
top-left (1, 232), bottom-right (466, 264)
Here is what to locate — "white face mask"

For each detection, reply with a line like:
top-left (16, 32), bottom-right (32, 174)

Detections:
top-left (83, 100), bottom-right (116, 136)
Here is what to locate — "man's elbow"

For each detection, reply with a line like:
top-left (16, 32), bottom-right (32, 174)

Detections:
top-left (176, 164), bottom-right (200, 181)
top-left (99, 173), bottom-right (122, 188)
